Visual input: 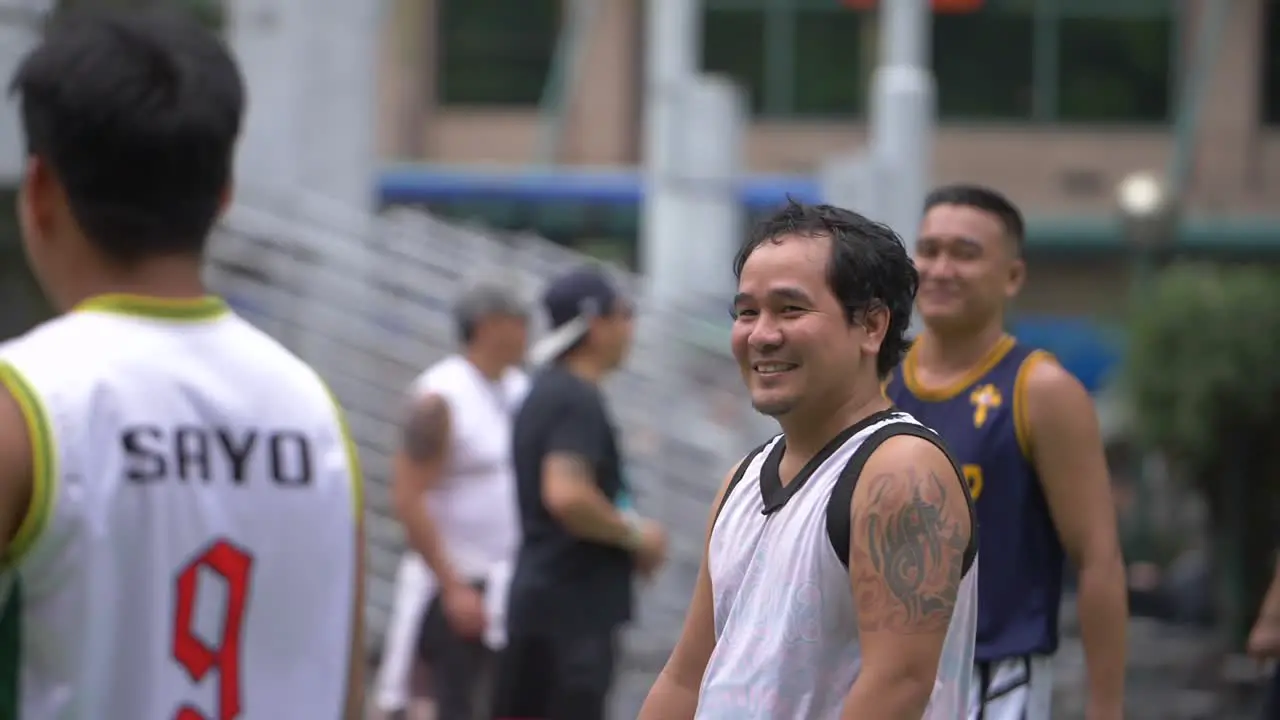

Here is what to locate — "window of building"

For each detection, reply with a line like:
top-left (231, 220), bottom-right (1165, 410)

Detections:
top-left (57, 0), bottom-right (225, 28)
top-left (702, 1), bottom-right (873, 119)
top-left (437, 0), bottom-right (560, 107)
top-left (1263, 0), bottom-right (1280, 125)
top-left (934, 8), bottom-right (1035, 119)
top-left (792, 9), bottom-right (871, 116)
top-left (699, 0), bottom-right (1175, 124)
top-left (1056, 15), bottom-right (1172, 122)
top-left (703, 9), bottom-right (768, 114)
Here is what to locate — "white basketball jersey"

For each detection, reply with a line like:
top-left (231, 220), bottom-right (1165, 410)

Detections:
top-left (0, 295), bottom-right (361, 720)
top-left (698, 411), bottom-right (978, 720)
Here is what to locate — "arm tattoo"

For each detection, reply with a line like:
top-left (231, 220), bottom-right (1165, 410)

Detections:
top-left (400, 396), bottom-right (448, 463)
top-left (852, 467), bottom-right (969, 634)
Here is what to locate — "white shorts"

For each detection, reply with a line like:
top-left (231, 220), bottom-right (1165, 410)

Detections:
top-left (373, 553), bottom-right (435, 713)
top-left (967, 655), bottom-right (1053, 720)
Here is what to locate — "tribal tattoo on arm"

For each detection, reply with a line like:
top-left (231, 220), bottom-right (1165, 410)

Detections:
top-left (400, 394), bottom-right (450, 464)
top-left (851, 466), bottom-right (970, 635)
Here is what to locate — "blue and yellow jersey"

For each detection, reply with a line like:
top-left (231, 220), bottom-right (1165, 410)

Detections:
top-left (885, 335), bottom-right (1065, 661)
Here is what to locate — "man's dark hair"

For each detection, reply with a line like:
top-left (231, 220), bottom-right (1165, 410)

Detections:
top-left (9, 7), bottom-right (244, 263)
top-left (733, 200), bottom-right (918, 378)
top-left (924, 184), bottom-right (1025, 256)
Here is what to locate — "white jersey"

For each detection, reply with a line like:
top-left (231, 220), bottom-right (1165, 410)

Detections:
top-left (697, 410), bottom-right (978, 720)
top-left (0, 294), bottom-right (361, 720)
top-left (408, 354), bottom-right (527, 581)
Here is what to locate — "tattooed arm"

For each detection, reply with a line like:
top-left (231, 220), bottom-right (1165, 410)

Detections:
top-left (842, 435), bottom-right (972, 720)
top-left (389, 393), bottom-right (466, 590)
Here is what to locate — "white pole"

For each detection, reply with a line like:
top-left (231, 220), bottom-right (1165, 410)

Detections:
top-left (675, 74), bottom-right (745, 305)
top-left (868, 0), bottom-right (935, 258)
top-left (868, 0), bottom-right (934, 334)
top-left (0, 0), bottom-right (48, 185)
top-left (641, 0), bottom-right (700, 309)
top-left (227, 0), bottom-right (303, 211)
top-left (819, 151), bottom-right (881, 219)
top-left (293, 0), bottom-right (379, 212)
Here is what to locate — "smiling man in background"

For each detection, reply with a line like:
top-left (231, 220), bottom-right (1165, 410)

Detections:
top-left (886, 184), bottom-right (1128, 719)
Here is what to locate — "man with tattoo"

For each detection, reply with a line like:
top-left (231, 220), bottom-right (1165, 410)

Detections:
top-left (886, 185), bottom-right (1128, 720)
top-left (640, 201), bottom-right (978, 720)
top-left (383, 282), bottom-right (530, 720)
top-left (491, 267), bottom-right (667, 720)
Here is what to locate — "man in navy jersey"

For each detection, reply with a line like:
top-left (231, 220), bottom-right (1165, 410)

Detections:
top-left (885, 184), bottom-right (1128, 719)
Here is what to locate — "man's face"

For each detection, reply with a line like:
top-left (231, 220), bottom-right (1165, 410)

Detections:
top-left (730, 234), bottom-right (874, 418)
top-left (594, 300), bottom-right (635, 370)
top-left (914, 203), bottom-right (1023, 332)
top-left (487, 313), bottom-right (529, 368)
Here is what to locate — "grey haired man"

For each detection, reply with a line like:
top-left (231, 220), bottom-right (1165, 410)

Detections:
top-left (377, 281), bottom-right (532, 720)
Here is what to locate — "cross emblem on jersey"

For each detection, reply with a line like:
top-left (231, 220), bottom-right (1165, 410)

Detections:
top-left (969, 384), bottom-right (1003, 428)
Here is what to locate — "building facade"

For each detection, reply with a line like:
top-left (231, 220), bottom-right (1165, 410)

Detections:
top-left (377, 0), bottom-right (1280, 217)
top-left (373, 0), bottom-right (1280, 316)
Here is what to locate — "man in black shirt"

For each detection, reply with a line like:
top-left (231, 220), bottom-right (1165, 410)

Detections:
top-left (492, 267), bottom-right (668, 720)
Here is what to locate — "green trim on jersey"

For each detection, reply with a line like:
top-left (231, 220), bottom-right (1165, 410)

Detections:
top-left (74, 294), bottom-right (229, 321)
top-left (0, 579), bottom-right (22, 720)
top-left (318, 382), bottom-right (364, 517)
top-left (0, 363), bottom-right (57, 568)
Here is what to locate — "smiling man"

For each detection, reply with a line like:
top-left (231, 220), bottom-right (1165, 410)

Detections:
top-left (885, 184), bottom-right (1128, 720)
top-left (639, 201), bottom-right (979, 720)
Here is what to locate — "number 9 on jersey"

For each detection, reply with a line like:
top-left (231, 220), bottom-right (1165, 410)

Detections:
top-left (172, 539), bottom-right (255, 720)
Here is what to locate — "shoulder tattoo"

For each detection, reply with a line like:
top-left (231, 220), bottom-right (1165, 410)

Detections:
top-left (400, 395), bottom-right (448, 463)
top-left (851, 466), bottom-right (969, 635)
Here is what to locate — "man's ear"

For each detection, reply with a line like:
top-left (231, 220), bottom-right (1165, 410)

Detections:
top-left (858, 304), bottom-right (891, 358)
top-left (18, 156), bottom-right (56, 246)
top-left (1005, 257), bottom-right (1026, 300)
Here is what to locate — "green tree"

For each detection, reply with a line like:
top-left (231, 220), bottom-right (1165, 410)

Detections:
top-left (1126, 263), bottom-right (1280, 645)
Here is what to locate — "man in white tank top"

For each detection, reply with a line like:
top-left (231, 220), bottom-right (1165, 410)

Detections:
top-left (0, 9), bottom-right (364, 719)
top-left (640, 201), bottom-right (980, 719)
top-left (381, 282), bottom-right (529, 720)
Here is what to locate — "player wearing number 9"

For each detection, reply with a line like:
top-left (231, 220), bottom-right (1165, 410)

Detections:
top-left (0, 7), bottom-right (365, 720)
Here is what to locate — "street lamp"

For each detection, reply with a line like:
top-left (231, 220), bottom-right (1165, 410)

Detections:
top-left (1117, 170), bottom-right (1180, 320)
top-left (1116, 170), bottom-right (1178, 253)
top-left (1116, 171), bottom-right (1164, 218)
top-left (1115, 170), bottom-right (1179, 569)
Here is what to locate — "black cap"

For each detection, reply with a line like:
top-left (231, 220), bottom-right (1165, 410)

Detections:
top-left (529, 267), bottom-right (624, 365)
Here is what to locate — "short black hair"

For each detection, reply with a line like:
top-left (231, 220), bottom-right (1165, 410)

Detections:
top-left (10, 7), bottom-right (244, 263)
top-left (733, 200), bottom-right (918, 378)
top-left (924, 184), bottom-right (1025, 255)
